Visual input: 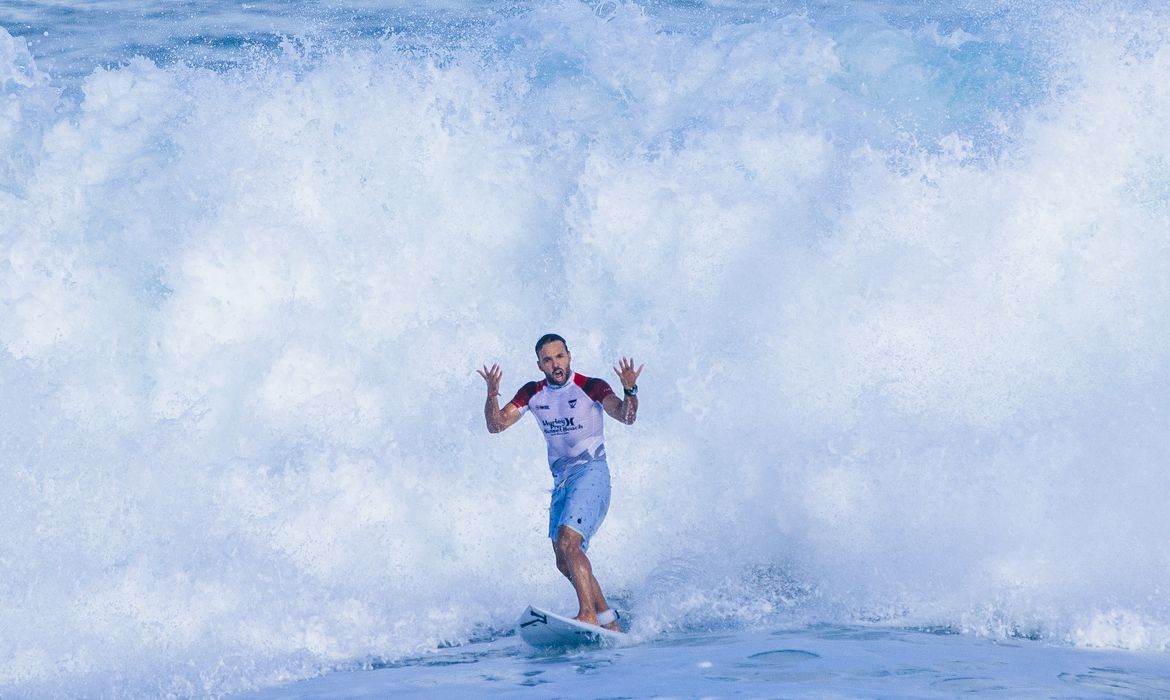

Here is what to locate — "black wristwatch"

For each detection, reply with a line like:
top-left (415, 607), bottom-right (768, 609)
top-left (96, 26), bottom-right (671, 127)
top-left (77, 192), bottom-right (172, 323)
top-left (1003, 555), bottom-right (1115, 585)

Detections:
top-left (623, 384), bottom-right (638, 396)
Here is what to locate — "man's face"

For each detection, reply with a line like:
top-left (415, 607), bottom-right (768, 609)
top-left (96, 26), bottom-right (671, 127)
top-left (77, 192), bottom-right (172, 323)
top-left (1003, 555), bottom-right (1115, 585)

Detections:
top-left (537, 340), bottom-right (572, 386)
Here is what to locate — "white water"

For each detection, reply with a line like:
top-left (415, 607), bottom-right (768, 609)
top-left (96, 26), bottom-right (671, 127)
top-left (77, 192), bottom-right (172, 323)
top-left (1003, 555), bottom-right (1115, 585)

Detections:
top-left (2, 1), bottom-right (1170, 696)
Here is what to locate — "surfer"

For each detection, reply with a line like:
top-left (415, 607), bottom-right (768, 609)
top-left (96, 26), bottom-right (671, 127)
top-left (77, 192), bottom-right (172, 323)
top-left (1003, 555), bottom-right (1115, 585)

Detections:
top-left (478, 334), bottom-right (642, 632)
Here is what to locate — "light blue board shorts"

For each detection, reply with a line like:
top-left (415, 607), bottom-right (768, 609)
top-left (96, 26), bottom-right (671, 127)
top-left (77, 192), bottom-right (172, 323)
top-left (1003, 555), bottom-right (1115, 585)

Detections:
top-left (548, 460), bottom-right (611, 551)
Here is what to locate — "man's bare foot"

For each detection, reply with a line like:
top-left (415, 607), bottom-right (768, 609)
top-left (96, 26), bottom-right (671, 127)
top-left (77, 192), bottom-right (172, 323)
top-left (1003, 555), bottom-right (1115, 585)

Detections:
top-left (575, 613), bottom-right (621, 632)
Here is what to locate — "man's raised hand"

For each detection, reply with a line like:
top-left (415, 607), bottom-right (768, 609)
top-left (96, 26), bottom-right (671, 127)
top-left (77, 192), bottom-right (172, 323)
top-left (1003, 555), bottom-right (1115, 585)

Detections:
top-left (613, 356), bottom-right (643, 392)
top-left (478, 363), bottom-right (503, 398)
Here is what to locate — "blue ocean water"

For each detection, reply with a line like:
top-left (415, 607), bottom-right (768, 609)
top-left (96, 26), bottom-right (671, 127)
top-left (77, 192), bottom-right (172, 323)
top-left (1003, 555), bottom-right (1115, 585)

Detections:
top-left (237, 625), bottom-right (1170, 699)
top-left (2, 0), bottom-right (1170, 697)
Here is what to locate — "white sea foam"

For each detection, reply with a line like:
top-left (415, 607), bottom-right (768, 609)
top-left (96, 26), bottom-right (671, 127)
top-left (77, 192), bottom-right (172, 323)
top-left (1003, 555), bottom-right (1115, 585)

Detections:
top-left (2, 1), bottom-right (1170, 696)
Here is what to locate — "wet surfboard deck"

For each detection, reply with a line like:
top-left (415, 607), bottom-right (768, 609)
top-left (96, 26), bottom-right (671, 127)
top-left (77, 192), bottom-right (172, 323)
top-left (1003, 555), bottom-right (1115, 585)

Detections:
top-left (516, 605), bottom-right (625, 648)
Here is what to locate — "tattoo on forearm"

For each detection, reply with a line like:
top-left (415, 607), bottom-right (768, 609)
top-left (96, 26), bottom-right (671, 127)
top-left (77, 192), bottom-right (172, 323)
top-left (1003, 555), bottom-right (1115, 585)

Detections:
top-left (485, 396), bottom-right (502, 432)
top-left (623, 396), bottom-right (637, 424)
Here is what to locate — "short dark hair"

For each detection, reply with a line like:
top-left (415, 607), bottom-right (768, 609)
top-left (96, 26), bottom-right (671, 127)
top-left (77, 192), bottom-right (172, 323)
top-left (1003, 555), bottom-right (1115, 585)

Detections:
top-left (535, 333), bottom-right (568, 355)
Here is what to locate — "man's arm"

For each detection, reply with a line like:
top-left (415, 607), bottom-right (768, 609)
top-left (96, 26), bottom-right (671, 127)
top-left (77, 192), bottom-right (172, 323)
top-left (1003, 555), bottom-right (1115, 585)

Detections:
top-left (602, 356), bottom-right (643, 425)
top-left (478, 363), bottom-right (522, 434)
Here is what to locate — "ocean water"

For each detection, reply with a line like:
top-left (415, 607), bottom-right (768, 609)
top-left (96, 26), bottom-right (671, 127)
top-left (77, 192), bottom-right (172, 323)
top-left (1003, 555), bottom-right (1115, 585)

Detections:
top-left (237, 625), bottom-right (1170, 698)
top-left (2, 0), bottom-right (1170, 697)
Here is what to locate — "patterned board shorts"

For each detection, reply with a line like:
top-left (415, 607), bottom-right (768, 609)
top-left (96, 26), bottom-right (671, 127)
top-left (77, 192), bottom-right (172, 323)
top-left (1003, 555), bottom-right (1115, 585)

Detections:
top-left (548, 460), bottom-right (611, 551)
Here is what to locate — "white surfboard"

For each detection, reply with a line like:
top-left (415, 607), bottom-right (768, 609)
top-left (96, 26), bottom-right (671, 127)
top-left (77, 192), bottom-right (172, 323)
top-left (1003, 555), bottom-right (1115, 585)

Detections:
top-left (516, 605), bottom-right (625, 648)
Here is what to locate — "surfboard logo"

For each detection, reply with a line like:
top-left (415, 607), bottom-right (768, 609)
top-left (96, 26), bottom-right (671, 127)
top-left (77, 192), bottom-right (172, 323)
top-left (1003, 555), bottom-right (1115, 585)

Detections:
top-left (520, 610), bottom-right (548, 628)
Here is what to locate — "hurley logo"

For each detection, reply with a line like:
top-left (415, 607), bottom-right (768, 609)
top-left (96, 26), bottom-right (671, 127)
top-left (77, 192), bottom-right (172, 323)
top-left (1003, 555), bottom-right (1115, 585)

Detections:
top-left (542, 417), bottom-right (577, 431)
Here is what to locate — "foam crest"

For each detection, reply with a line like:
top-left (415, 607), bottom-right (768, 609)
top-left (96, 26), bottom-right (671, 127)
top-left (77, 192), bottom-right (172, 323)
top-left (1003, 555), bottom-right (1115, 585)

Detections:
top-left (1, 28), bottom-right (55, 196)
top-left (2, 2), bottom-right (1170, 695)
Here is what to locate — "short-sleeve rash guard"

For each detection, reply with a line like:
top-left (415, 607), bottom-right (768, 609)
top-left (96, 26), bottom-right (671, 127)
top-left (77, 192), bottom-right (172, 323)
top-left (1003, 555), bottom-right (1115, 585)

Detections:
top-left (508, 371), bottom-right (615, 479)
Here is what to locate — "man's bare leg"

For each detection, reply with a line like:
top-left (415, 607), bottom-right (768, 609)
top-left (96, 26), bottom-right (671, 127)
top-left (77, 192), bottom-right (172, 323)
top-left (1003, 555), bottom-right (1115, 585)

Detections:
top-left (552, 525), bottom-right (620, 631)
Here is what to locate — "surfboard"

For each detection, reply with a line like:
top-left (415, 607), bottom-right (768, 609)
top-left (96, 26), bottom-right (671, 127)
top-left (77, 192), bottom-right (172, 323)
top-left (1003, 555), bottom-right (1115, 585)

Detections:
top-left (516, 604), bottom-right (625, 648)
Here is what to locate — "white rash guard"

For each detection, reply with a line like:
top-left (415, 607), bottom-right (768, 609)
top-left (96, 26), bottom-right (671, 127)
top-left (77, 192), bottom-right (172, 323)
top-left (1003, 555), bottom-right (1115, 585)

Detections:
top-left (508, 371), bottom-right (616, 480)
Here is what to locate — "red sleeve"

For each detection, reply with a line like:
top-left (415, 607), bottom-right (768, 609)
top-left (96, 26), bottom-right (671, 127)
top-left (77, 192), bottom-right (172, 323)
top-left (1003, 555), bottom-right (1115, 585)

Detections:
top-left (508, 381), bottom-right (541, 410)
top-left (582, 376), bottom-right (615, 403)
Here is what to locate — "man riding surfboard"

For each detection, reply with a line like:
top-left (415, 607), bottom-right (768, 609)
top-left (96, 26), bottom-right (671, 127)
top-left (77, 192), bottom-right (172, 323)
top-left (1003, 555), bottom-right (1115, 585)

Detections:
top-left (479, 334), bottom-right (642, 631)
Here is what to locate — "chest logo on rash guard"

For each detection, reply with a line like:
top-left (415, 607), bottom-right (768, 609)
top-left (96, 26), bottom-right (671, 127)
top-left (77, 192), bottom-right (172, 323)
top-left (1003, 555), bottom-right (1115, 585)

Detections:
top-left (541, 417), bottom-right (580, 435)
top-left (568, 399), bottom-right (578, 408)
